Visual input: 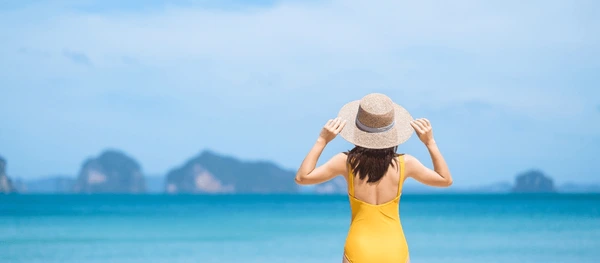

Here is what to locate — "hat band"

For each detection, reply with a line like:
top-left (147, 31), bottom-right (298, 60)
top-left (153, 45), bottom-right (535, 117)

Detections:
top-left (356, 118), bottom-right (395, 133)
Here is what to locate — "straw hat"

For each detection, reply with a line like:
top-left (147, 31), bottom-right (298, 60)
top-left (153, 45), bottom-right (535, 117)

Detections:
top-left (337, 93), bottom-right (414, 149)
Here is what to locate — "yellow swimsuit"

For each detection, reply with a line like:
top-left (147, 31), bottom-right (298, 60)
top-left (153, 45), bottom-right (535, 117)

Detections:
top-left (344, 155), bottom-right (409, 263)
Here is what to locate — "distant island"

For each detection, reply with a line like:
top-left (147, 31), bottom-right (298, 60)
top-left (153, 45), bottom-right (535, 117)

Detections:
top-left (164, 150), bottom-right (297, 194)
top-left (4, 150), bottom-right (600, 194)
top-left (0, 156), bottom-right (16, 193)
top-left (74, 150), bottom-right (146, 193)
top-left (511, 170), bottom-right (556, 193)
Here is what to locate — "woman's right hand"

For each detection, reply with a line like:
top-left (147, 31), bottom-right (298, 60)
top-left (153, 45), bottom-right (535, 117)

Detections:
top-left (410, 118), bottom-right (435, 146)
top-left (406, 118), bottom-right (453, 187)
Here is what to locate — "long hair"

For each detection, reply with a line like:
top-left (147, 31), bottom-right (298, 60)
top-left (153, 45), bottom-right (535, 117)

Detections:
top-left (345, 146), bottom-right (399, 183)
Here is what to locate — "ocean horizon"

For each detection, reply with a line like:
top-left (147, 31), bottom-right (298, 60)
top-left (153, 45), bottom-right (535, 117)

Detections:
top-left (2, 193), bottom-right (599, 263)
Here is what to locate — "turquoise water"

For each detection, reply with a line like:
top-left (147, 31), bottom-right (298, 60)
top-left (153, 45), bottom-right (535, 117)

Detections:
top-left (1, 194), bottom-right (599, 263)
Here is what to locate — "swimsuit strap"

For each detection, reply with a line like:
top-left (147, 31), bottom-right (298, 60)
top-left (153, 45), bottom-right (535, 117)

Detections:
top-left (397, 155), bottom-right (405, 198)
top-left (347, 162), bottom-right (354, 197)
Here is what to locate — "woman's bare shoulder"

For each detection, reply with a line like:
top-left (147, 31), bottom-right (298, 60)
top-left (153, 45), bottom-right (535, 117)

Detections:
top-left (400, 154), bottom-right (425, 175)
top-left (401, 153), bottom-right (415, 162)
top-left (332, 152), bottom-right (349, 178)
top-left (332, 152), bottom-right (349, 167)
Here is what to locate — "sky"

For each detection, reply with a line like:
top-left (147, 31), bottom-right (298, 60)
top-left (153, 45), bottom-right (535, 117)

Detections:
top-left (0, 0), bottom-right (599, 187)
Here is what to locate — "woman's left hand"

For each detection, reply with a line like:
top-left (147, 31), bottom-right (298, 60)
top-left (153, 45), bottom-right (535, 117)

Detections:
top-left (318, 117), bottom-right (346, 144)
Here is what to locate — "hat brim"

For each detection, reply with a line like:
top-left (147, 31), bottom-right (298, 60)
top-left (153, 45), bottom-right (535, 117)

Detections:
top-left (337, 100), bottom-right (414, 149)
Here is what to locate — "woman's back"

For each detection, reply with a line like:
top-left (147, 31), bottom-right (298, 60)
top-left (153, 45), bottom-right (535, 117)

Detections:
top-left (349, 154), bottom-right (404, 205)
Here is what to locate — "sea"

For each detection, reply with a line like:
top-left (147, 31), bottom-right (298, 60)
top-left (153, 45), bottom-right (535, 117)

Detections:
top-left (1, 194), bottom-right (599, 263)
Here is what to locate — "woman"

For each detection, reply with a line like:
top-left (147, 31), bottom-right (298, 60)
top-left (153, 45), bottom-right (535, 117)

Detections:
top-left (295, 93), bottom-right (453, 263)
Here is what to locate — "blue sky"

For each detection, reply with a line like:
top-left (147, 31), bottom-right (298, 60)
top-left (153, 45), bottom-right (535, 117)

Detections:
top-left (0, 0), bottom-right (599, 186)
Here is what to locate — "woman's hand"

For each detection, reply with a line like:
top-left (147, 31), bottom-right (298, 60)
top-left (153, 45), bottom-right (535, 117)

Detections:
top-left (318, 117), bottom-right (347, 144)
top-left (410, 118), bottom-right (435, 146)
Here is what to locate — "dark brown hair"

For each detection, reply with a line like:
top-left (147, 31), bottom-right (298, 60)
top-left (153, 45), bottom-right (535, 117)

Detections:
top-left (344, 146), bottom-right (400, 183)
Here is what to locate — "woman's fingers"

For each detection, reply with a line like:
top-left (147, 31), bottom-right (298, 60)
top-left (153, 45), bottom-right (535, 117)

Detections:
top-left (416, 119), bottom-right (427, 132)
top-left (325, 117), bottom-right (345, 133)
top-left (334, 119), bottom-right (347, 134)
top-left (423, 118), bottom-right (431, 127)
top-left (419, 119), bottom-right (430, 129)
top-left (415, 118), bottom-right (431, 132)
top-left (326, 119), bottom-right (333, 128)
top-left (328, 118), bottom-right (337, 131)
top-left (333, 118), bottom-right (342, 129)
top-left (415, 119), bottom-right (427, 131)
top-left (410, 121), bottom-right (425, 134)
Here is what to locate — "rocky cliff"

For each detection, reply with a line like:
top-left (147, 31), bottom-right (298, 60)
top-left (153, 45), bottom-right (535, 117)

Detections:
top-left (511, 170), bottom-right (556, 193)
top-left (165, 150), bottom-right (298, 194)
top-left (74, 150), bottom-right (146, 193)
top-left (0, 156), bottom-right (16, 193)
